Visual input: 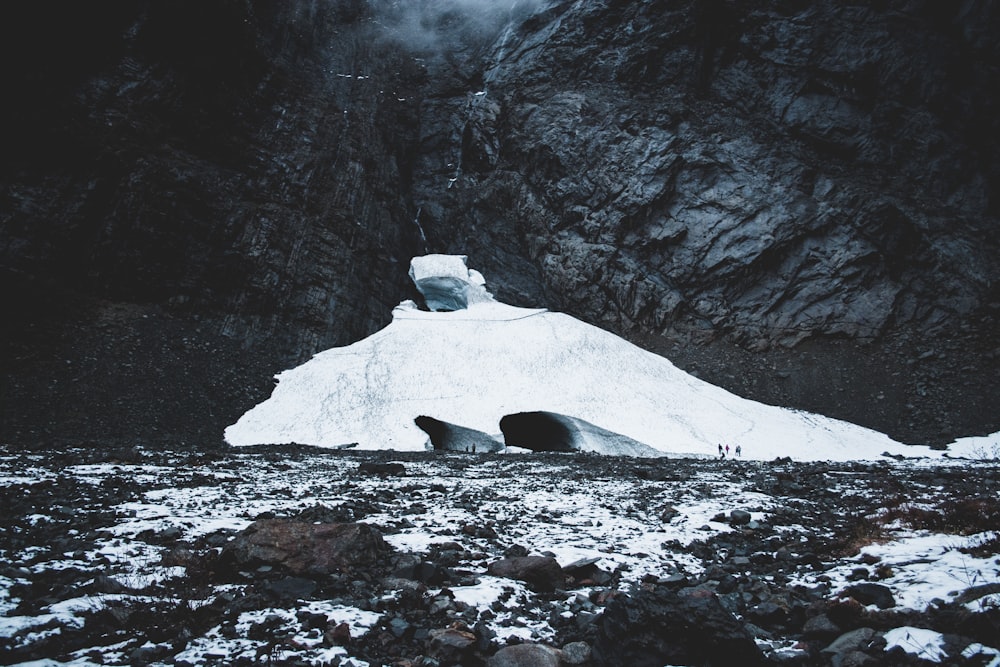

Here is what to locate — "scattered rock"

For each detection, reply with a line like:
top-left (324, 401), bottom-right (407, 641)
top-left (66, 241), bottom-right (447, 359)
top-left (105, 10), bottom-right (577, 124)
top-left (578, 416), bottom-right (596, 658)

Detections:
top-left (488, 556), bottom-right (564, 592)
top-left (225, 520), bottom-right (390, 575)
top-left (429, 625), bottom-right (478, 664)
top-left (802, 613), bottom-right (841, 639)
top-left (593, 586), bottom-right (765, 666)
top-left (822, 627), bottom-right (878, 657)
top-left (358, 461), bottom-right (406, 476)
top-left (488, 643), bottom-right (562, 667)
top-left (842, 583), bottom-right (896, 609)
top-left (730, 509), bottom-right (752, 526)
top-left (560, 641), bottom-right (592, 665)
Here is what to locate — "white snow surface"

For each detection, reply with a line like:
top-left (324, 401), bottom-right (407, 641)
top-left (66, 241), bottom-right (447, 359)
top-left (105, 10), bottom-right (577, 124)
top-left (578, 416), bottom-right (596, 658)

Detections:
top-left (227, 255), bottom-right (952, 461)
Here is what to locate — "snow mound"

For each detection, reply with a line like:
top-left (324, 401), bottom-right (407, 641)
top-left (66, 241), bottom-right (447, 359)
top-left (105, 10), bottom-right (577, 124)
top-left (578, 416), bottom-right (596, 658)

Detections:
top-left (225, 255), bottom-right (941, 461)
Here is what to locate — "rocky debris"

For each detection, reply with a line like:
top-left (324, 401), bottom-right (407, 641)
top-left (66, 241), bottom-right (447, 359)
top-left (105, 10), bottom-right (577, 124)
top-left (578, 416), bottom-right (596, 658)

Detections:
top-left (593, 585), bottom-right (765, 666)
top-left (1, 446), bottom-right (999, 666)
top-left (224, 520), bottom-right (391, 576)
top-left (488, 556), bottom-right (565, 593)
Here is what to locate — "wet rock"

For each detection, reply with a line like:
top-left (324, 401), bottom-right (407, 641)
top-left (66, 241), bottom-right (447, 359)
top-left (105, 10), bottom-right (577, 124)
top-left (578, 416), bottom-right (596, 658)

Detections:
top-left (225, 520), bottom-right (390, 576)
top-left (488, 556), bottom-right (564, 592)
top-left (488, 643), bottom-right (561, 667)
top-left (358, 462), bottom-right (406, 476)
top-left (842, 583), bottom-right (896, 609)
top-left (593, 586), bottom-right (764, 666)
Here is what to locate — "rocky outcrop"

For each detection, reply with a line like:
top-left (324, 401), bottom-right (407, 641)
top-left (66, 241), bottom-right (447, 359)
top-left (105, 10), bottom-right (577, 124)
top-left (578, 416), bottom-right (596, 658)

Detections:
top-left (1, 1), bottom-right (997, 447)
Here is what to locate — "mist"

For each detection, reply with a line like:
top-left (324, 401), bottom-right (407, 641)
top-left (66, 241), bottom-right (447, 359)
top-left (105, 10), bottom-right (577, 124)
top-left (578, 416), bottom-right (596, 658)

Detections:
top-left (372, 0), bottom-right (551, 55)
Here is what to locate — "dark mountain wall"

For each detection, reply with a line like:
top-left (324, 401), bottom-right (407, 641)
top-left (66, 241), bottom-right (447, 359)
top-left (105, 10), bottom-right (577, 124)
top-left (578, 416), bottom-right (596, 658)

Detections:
top-left (1, 0), bottom-right (997, 448)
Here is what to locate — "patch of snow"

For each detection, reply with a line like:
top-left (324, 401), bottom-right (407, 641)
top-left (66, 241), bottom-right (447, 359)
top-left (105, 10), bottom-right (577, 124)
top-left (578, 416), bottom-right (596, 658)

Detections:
top-left (963, 643), bottom-right (1000, 667)
top-left (883, 626), bottom-right (946, 662)
top-left (794, 532), bottom-right (1000, 612)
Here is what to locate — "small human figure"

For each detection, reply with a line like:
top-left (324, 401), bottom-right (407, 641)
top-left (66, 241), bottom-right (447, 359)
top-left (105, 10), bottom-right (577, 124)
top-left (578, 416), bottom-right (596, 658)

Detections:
top-left (725, 444), bottom-right (730, 457)
top-left (718, 443), bottom-right (723, 457)
top-left (735, 444), bottom-right (742, 457)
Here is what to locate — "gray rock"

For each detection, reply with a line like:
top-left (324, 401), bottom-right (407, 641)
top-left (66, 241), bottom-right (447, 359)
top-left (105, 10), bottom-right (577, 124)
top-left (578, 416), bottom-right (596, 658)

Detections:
top-left (488, 643), bottom-right (562, 667)
top-left (842, 582), bottom-right (896, 609)
top-left (561, 641), bottom-right (591, 665)
top-left (593, 586), bottom-right (765, 665)
top-left (730, 510), bottom-right (752, 526)
top-left (802, 614), bottom-right (841, 639)
top-left (487, 556), bottom-right (564, 592)
top-left (225, 520), bottom-right (390, 576)
top-left (822, 627), bottom-right (877, 656)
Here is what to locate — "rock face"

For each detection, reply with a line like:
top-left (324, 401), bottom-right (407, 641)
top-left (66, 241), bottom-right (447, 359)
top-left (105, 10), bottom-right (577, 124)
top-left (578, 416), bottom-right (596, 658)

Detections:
top-left (1, 1), bottom-right (997, 447)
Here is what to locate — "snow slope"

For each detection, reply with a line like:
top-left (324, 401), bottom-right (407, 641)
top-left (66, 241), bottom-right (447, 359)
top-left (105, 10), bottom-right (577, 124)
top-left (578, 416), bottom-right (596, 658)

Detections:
top-left (225, 256), bottom-right (952, 461)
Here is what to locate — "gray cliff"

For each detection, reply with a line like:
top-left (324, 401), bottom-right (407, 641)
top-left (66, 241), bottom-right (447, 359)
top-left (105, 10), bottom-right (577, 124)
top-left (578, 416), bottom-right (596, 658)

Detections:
top-left (1, 0), bottom-right (997, 447)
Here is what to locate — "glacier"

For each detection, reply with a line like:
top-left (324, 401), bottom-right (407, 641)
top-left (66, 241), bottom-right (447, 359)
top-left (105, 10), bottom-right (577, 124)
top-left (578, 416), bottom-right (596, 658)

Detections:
top-left (225, 255), bottom-right (945, 461)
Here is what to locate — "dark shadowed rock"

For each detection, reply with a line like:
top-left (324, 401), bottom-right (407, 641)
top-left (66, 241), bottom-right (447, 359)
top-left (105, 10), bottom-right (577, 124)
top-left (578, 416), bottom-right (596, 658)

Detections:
top-left (488, 643), bottom-right (562, 667)
top-left (593, 586), bottom-right (764, 666)
top-left (842, 583), bottom-right (896, 609)
top-left (730, 509), bottom-right (752, 526)
top-left (487, 556), bottom-right (564, 592)
top-left (429, 626), bottom-right (478, 664)
top-left (358, 461), bottom-right (406, 476)
top-left (225, 520), bottom-right (390, 575)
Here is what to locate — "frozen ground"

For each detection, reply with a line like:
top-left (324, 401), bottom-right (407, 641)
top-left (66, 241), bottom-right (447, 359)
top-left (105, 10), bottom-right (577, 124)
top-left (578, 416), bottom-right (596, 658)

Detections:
top-left (1, 445), bottom-right (998, 665)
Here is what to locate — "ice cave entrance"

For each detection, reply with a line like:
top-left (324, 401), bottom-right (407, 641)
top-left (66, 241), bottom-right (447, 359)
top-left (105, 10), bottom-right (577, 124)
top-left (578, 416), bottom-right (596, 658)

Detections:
top-left (409, 254), bottom-right (492, 311)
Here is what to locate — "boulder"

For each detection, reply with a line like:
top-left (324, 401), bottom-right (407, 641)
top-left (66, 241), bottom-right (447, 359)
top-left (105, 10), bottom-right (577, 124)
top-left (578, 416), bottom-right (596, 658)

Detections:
top-left (429, 626), bottom-right (478, 664)
top-left (358, 461), bottom-right (406, 476)
top-left (730, 509), bottom-right (752, 526)
top-left (225, 520), bottom-right (390, 575)
top-left (842, 583), bottom-right (896, 609)
top-left (593, 586), bottom-right (764, 666)
top-left (488, 643), bottom-right (562, 667)
top-left (487, 556), bottom-right (565, 592)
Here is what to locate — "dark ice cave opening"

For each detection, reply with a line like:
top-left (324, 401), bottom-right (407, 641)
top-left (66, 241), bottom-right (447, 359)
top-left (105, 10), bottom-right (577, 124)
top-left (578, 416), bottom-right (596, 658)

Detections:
top-left (414, 415), bottom-right (449, 449)
top-left (500, 411), bottom-right (578, 452)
